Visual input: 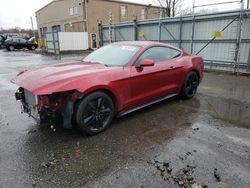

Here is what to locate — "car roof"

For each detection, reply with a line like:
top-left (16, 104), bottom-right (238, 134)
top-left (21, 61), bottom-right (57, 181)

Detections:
top-left (112, 41), bottom-right (180, 50)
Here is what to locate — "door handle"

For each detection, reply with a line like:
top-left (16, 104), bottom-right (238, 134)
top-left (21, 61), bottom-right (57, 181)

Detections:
top-left (169, 66), bottom-right (184, 69)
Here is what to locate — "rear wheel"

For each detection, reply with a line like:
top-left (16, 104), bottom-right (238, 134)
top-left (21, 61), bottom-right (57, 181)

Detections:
top-left (8, 45), bottom-right (15, 51)
top-left (76, 92), bottom-right (115, 135)
top-left (180, 71), bottom-right (199, 99)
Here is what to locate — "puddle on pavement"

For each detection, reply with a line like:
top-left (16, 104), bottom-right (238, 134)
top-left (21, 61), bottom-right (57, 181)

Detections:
top-left (179, 93), bottom-right (250, 128)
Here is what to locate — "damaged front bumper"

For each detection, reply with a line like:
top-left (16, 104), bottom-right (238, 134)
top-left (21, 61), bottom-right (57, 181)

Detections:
top-left (15, 88), bottom-right (56, 125)
top-left (15, 87), bottom-right (81, 129)
top-left (21, 101), bottom-right (56, 124)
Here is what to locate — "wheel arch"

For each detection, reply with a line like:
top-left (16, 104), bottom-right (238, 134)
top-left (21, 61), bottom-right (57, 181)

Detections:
top-left (180, 69), bottom-right (200, 99)
top-left (189, 69), bottom-right (200, 83)
top-left (77, 86), bottom-right (119, 113)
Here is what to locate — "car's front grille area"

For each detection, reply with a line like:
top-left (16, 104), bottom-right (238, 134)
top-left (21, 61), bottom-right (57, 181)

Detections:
top-left (23, 89), bottom-right (38, 106)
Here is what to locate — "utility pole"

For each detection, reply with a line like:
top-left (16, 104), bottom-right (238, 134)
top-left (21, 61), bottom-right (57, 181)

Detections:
top-left (81, 0), bottom-right (87, 32)
top-left (247, 0), bottom-right (249, 9)
top-left (109, 12), bottom-right (113, 43)
top-left (190, 0), bottom-right (196, 54)
top-left (30, 16), bottom-right (35, 38)
top-left (156, 0), bottom-right (163, 42)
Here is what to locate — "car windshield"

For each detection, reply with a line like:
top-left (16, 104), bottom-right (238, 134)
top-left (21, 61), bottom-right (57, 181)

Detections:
top-left (83, 44), bottom-right (141, 67)
top-left (4, 39), bottom-right (12, 42)
top-left (28, 37), bottom-right (35, 42)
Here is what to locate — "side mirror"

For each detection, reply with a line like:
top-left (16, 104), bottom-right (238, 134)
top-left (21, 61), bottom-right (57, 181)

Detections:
top-left (138, 59), bottom-right (155, 67)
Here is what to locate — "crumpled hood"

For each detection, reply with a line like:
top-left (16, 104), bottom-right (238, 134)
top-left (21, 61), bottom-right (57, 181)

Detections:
top-left (12, 61), bottom-right (116, 95)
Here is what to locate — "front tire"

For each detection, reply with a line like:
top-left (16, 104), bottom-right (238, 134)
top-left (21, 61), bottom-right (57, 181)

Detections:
top-left (180, 71), bottom-right (199, 99)
top-left (30, 45), bottom-right (36, 50)
top-left (75, 92), bottom-right (115, 136)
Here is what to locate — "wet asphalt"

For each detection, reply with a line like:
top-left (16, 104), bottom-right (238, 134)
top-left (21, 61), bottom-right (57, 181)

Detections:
top-left (0, 50), bottom-right (249, 188)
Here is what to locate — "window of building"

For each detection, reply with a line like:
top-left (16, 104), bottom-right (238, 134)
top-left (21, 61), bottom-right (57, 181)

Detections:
top-left (40, 27), bottom-right (47, 38)
top-left (141, 9), bottom-right (147, 20)
top-left (135, 47), bottom-right (181, 65)
top-left (52, 25), bottom-right (61, 32)
top-left (69, 6), bottom-right (78, 16)
top-left (74, 6), bottom-right (78, 14)
top-left (42, 27), bottom-right (47, 33)
top-left (69, 7), bottom-right (73, 16)
top-left (120, 5), bottom-right (128, 19)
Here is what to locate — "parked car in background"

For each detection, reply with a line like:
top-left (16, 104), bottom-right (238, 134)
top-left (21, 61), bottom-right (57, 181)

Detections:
top-left (0, 35), bottom-right (7, 48)
top-left (0, 36), bottom-right (3, 48)
top-left (4, 37), bottom-right (38, 51)
top-left (12, 41), bottom-right (204, 135)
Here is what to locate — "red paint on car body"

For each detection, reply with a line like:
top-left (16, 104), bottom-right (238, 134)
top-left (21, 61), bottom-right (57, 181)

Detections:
top-left (12, 41), bottom-right (204, 116)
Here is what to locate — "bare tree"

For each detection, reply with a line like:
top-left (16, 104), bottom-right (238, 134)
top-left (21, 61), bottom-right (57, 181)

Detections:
top-left (178, 7), bottom-right (193, 16)
top-left (178, 7), bottom-right (219, 16)
top-left (159, 0), bottom-right (182, 17)
top-left (157, 0), bottom-right (219, 17)
top-left (0, 28), bottom-right (38, 38)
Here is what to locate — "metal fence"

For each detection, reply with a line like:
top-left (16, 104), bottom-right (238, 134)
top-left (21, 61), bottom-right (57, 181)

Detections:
top-left (46, 32), bottom-right (61, 59)
top-left (100, 10), bottom-right (250, 73)
top-left (58, 32), bottom-right (89, 51)
top-left (45, 32), bottom-right (89, 59)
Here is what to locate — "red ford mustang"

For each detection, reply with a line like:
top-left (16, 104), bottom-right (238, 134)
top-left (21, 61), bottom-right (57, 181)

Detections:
top-left (12, 41), bottom-right (204, 135)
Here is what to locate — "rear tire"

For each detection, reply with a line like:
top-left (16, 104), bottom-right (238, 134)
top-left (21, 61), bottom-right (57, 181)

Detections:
top-left (75, 92), bottom-right (115, 136)
top-left (180, 71), bottom-right (199, 99)
top-left (8, 45), bottom-right (15, 51)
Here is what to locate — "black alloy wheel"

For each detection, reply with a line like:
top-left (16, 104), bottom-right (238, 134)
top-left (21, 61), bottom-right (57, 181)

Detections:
top-left (30, 45), bottom-right (36, 50)
top-left (76, 92), bottom-right (115, 135)
top-left (181, 71), bottom-right (199, 99)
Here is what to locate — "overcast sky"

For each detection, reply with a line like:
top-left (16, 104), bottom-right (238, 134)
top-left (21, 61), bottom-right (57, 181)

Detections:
top-left (0, 0), bottom-right (246, 29)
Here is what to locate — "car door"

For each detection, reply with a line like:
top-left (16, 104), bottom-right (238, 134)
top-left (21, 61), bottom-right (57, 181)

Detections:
top-left (18, 38), bottom-right (27, 49)
top-left (11, 38), bottom-right (18, 48)
top-left (14, 38), bottom-right (21, 49)
top-left (127, 46), bottom-right (183, 109)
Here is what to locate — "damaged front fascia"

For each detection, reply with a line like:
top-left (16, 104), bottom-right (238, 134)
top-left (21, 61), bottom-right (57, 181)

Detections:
top-left (61, 91), bottom-right (84, 129)
top-left (45, 90), bottom-right (84, 129)
top-left (17, 88), bottom-right (85, 129)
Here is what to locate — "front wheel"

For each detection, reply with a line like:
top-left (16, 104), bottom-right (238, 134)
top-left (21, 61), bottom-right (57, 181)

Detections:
top-left (75, 92), bottom-right (115, 136)
top-left (180, 71), bottom-right (199, 99)
top-left (30, 45), bottom-right (36, 50)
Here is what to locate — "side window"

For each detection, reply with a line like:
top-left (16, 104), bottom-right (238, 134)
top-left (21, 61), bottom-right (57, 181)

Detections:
top-left (19, 39), bottom-right (27, 44)
top-left (135, 46), bottom-right (181, 65)
top-left (12, 38), bottom-right (18, 42)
